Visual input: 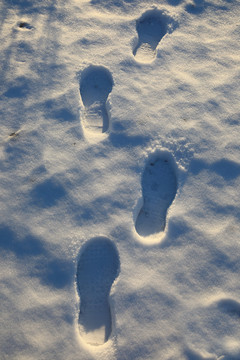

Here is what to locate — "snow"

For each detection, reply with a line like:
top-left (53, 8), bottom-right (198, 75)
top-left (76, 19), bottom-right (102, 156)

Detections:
top-left (0, 0), bottom-right (240, 359)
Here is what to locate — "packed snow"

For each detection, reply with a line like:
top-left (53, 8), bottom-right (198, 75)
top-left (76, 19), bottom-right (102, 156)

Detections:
top-left (0, 0), bottom-right (240, 359)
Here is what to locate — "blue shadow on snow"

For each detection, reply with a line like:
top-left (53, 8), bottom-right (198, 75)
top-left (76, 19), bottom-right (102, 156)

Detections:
top-left (30, 178), bottom-right (66, 208)
top-left (6, 0), bottom-right (57, 14)
top-left (109, 132), bottom-right (149, 148)
top-left (189, 158), bottom-right (240, 181)
top-left (185, 0), bottom-right (228, 14)
top-left (42, 99), bottom-right (76, 123)
top-left (0, 225), bottom-right (72, 289)
top-left (3, 77), bottom-right (30, 98)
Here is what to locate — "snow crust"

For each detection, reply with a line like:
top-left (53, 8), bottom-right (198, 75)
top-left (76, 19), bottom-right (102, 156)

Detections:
top-left (0, 0), bottom-right (240, 359)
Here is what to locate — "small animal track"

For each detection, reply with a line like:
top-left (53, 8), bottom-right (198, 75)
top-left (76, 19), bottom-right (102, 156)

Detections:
top-left (76, 237), bottom-right (120, 346)
top-left (79, 65), bottom-right (113, 139)
top-left (135, 152), bottom-right (177, 239)
top-left (133, 9), bottom-right (176, 63)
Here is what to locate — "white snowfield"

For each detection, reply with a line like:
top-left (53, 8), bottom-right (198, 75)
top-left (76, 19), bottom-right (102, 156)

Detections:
top-left (0, 0), bottom-right (240, 359)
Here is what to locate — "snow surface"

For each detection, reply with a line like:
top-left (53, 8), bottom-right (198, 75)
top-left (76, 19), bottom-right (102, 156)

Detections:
top-left (0, 0), bottom-right (240, 359)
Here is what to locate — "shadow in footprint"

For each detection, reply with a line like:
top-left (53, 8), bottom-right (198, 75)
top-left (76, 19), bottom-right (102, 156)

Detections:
top-left (133, 9), bottom-right (177, 63)
top-left (79, 65), bottom-right (113, 140)
top-left (135, 151), bottom-right (177, 241)
top-left (76, 237), bottom-right (120, 346)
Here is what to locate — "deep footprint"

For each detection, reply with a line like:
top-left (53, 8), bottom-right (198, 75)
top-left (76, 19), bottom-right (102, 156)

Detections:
top-left (135, 152), bottom-right (177, 238)
top-left (79, 65), bottom-right (113, 138)
top-left (76, 237), bottom-right (120, 346)
top-left (133, 9), bottom-right (174, 63)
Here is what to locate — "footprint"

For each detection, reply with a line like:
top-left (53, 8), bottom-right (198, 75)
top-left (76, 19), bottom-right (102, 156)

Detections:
top-left (76, 237), bottom-right (120, 346)
top-left (133, 9), bottom-right (175, 63)
top-left (79, 65), bottom-right (113, 140)
top-left (135, 152), bottom-right (177, 239)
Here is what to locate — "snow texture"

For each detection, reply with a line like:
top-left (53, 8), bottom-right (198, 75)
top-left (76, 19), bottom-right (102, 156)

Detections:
top-left (0, 0), bottom-right (240, 359)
